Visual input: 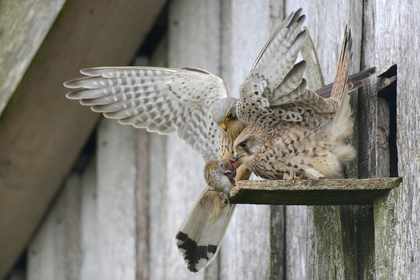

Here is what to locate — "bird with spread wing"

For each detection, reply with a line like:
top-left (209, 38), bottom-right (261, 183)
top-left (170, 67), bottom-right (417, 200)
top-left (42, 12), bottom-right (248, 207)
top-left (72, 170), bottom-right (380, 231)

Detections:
top-left (232, 26), bottom-right (365, 181)
top-left (64, 8), bottom-right (374, 272)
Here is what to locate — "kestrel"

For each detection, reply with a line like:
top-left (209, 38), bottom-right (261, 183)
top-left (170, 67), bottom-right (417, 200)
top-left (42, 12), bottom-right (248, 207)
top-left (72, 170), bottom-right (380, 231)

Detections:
top-left (64, 8), bottom-right (374, 273)
top-left (233, 27), bottom-right (370, 180)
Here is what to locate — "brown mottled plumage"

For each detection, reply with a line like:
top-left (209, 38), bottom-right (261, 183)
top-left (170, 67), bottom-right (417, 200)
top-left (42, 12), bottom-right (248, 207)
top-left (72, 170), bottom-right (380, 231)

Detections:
top-left (233, 27), bottom-right (368, 180)
top-left (64, 7), bottom-right (374, 273)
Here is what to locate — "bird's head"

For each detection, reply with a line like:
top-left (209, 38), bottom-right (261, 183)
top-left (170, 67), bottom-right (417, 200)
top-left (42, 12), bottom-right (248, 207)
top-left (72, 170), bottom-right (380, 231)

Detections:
top-left (232, 132), bottom-right (264, 164)
top-left (212, 97), bottom-right (238, 131)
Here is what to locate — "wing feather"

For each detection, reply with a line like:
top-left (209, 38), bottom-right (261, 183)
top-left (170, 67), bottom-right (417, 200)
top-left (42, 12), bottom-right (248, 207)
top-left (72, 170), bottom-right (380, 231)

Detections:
top-left (237, 10), bottom-right (374, 129)
top-left (65, 66), bottom-right (228, 161)
top-left (237, 9), bottom-right (308, 126)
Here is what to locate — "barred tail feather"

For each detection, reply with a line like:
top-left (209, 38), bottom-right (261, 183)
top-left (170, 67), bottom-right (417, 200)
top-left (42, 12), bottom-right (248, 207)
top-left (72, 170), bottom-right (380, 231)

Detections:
top-left (326, 27), bottom-right (356, 164)
top-left (327, 26), bottom-right (353, 140)
top-left (175, 184), bottom-right (235, 272)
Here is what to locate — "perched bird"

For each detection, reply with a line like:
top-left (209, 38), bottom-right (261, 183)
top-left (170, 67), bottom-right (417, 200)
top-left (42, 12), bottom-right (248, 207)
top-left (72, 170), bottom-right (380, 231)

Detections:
top-left (175, 9), bottom-right (309, 272)
top-left (65, 64), bottom-right (246, 272)
top-left (233, 26), bottom-right (369, 180)
top-left (64, 8), bottom-right (374, 273)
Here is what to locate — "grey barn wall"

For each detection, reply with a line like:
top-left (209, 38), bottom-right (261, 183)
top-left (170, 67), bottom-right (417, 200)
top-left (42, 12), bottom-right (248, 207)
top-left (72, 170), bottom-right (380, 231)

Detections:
top-left (17, 0), bottom-right (420, 279)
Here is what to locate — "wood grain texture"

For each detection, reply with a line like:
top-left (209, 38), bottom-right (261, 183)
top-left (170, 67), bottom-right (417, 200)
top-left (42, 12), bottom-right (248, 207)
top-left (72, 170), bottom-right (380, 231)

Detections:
top-left (144, 36), bottom-right (180, 280)
top-left (0, 1), bottom-right (166, 277)
top-left (136, 130), bottom-right (150, 280)
top-left (96, 119), bottom-right (137, 279)
top-left (147, 0), bottom-right (223, 278)
top-left (358, 2), bottom-right (384, 279)
top-left (15, 1), bottom-right (420, 279)
top-left (358, 0), bottom-right (381, 180)
top-left (0, 0), bottom-right (66, 115)
top-left (372, 1), bottom-right (420, 278)
top-left (285, 205), bottom-right (308, 279)
top-left (27, 173), bottom-right (82, 280)
top-left (26, 158), bottom-right (99, 280)
top-left (267, 8), bottom-right (286, 278)
top-left (284, 2), bottom-right (365, 278)
top-left (230, 178), bottom-right (401, 205)
top-left (79, 159), bottom-right (98, 280)
top-left (270, 205), bottom-right (285, 280)
top-left (219, 1), bottom-right (273, 279)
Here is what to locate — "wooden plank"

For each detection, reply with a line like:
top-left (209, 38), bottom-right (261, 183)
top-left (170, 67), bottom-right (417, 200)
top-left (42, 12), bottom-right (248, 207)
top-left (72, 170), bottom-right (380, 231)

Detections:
top-left (356, 205), bottom-right (376, 280)
top-left (148, 132), bottom-right (173, 280)
top-left (268, 5), bottom-right (286, 279)
top-left (373, 1), bottom-right (420, 279)
top-left (79, 159), bottom-right (98, 280)
top-left (144, 36), bottom-right (176, 280)
top-left (270, 205), bottom-right (285, 279)
top-left (301, 28), bottom-right (369, 277)
top-left (128, 54), bottom-right (151, 280)
top-left (285, 205), bottom-right (308, 279)
top-left (0, 0), bottom-right (66, 115)
top-left (26, 158), bottom-right (97, 280)
top-left (0, 1), bottom-right (166, 278)
top-left (160, 0), bottom-right (223, 278)
top-left (230, 178), bottom-right (401, 205)
top-left (283, 2), bottom-right (365, 278)
top-left (96, 119), bottom-right (137, 279)
top-left (27, 173), bottom-right (82, 280)
top-left (289, 26), bottom-right (322, 280)
top-left (135, 130), bottom-right (150, 280)
top-left (355, 2), bottom-right (383, 279)
top-left (219, 1), bottom-right (274, 279)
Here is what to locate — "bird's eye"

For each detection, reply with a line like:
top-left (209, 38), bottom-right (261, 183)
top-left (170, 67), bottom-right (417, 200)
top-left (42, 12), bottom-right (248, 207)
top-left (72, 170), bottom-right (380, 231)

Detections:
top-left (238, 142), bottom-right (247, 149)
top-left (225, 111), bottom-right (233, 121)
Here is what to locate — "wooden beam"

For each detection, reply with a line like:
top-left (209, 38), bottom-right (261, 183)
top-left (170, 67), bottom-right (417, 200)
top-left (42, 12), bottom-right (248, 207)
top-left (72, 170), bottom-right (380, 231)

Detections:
top-left (218, 1), bottom-right (275, 278)
top-left (0, 0), bottom-right (166, 278)
top-left (0, 0), bottom-right (66, 115)
top-left (230, 178), bottom-right (401, 205)
top-left (372, 1), bottom-right (420, 278)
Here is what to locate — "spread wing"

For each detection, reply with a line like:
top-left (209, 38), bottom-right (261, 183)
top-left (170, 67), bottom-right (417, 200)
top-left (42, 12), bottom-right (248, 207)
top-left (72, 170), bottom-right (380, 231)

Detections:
top-left (65, 66), bottom-right (228, 161)
top-left (236, 9), bottom-right (370, 128)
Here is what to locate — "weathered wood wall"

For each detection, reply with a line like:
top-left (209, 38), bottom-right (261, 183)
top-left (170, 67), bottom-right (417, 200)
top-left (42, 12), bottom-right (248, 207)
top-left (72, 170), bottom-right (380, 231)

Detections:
top-left (373, 1), bottom-right (420, 278)
top-left (6, 0), bottom-right (420, 279)
top-left (285, 1), bottom-right (366, 279)
top-left (0, 1), bottom-right (166, 278)
top-left (0, 0), bottom-right (66, 115)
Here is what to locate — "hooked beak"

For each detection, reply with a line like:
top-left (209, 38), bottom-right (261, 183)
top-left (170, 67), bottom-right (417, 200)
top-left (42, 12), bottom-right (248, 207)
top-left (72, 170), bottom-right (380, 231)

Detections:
top-left (233, 150), bottom-right (241, 159)
top-left (221, 121), bottom-right (231, 132)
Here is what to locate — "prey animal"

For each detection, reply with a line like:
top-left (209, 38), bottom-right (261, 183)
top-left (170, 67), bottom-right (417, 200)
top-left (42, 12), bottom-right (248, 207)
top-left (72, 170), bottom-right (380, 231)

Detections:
top-left (204, 159), bottom-right (237, 201)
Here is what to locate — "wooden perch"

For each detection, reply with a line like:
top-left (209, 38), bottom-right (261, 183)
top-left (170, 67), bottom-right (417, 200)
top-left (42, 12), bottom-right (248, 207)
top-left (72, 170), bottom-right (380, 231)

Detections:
top-left (229, 178), bottom-right (401, 205)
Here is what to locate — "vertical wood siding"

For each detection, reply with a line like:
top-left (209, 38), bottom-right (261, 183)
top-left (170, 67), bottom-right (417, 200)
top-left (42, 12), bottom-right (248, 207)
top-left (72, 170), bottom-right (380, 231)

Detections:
top-left (24, 1), bottom-right (420, 279)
